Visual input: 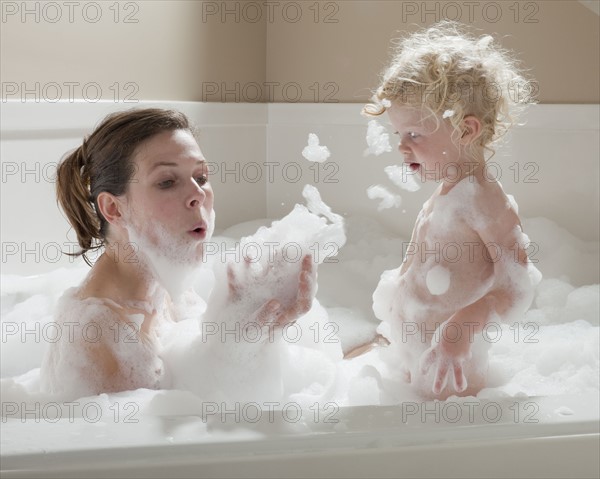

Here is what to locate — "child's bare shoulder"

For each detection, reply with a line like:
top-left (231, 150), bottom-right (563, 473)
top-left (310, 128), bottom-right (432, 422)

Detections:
top-left (444, 175), bottom-right (520, 235)
top-left (470, 176), bottom-right (522, 238)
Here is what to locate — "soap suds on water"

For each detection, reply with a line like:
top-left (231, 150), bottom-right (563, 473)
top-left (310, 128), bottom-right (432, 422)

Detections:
top-left (1, 191), bottom-right (598, 446)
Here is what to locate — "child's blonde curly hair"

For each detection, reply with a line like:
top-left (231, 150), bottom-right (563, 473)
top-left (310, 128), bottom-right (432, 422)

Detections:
top-left (364, 21), bottom-right (537, 159)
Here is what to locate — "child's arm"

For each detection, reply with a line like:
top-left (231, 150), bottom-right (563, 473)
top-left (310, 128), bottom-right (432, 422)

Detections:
top-left (419, 289), bottom-right (514, 394)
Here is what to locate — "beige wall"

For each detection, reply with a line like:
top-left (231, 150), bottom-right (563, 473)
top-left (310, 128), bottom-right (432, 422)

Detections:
top-left (1, 1), bottom-right (598, 103)
top-left (1, 1), bottom-right (266, 102)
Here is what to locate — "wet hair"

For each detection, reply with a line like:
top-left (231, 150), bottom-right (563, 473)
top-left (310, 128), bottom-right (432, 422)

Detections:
top-left (56, 108), bottom-right (193, 266)
top-left (363, 21), bottom-right (536, 158)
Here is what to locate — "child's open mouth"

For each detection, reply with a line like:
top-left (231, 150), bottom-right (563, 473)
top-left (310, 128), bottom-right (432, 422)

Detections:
top-left (408, 162), bottom-right (421, 171)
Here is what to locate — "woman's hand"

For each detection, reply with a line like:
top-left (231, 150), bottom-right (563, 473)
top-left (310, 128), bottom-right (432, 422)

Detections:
top-left (226, 254), bottom-right (316, 329)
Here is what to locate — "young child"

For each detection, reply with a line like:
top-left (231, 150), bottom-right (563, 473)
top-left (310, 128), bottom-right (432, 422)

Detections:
top-left (363, 22), bottom-right (541, 399)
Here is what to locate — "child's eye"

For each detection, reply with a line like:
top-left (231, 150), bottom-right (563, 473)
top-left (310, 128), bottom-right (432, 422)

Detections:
top-left (395, 131), bottom-right (419, 140)
top-left (195, 176), bottom-right (208, 187)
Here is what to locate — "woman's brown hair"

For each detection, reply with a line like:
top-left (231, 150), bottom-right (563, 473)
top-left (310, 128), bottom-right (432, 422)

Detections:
top-left (56, 108), bottom-right (192, 266)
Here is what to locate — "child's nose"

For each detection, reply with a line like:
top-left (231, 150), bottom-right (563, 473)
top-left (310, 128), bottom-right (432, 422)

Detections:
top-left (398, 140), bottom-right (411, 154)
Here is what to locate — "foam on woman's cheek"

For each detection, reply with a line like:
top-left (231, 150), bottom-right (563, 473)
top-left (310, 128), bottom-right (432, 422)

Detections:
top-left (124, 220), bottom-right (200, 299)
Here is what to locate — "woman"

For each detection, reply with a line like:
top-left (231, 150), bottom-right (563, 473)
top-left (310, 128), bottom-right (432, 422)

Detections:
top-left (40, 108), bottom-right (315, 398)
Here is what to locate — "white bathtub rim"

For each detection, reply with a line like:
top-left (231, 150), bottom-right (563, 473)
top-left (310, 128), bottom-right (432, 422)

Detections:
top-left (2, 392), bottom-right (599, 460)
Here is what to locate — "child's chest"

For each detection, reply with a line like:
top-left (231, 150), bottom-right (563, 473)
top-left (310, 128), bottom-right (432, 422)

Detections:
top-left (403, 200), bottom-right (495, 302)
top-left (413, 192), bottom-right (483, 246)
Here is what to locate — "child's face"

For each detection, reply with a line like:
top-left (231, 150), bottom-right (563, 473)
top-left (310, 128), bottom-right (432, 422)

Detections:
top-left (122, 129), bottom-right (215, 263)
top-left (388, 104), bottom-right (469, 183)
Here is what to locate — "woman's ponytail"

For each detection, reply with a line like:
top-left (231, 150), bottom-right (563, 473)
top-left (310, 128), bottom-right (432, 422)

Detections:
top-left (56, 141), bottom-right (102, 266)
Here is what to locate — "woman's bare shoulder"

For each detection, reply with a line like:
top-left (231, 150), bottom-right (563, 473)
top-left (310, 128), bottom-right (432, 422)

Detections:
top-left (56, 286), bottom-right (124, 320)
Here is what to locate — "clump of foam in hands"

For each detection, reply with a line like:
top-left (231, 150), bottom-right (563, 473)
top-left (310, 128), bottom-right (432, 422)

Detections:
top-left (162, 185), bottom-right (345, 405)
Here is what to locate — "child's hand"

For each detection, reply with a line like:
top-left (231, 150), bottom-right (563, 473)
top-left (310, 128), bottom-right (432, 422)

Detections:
top-left (419, 323), bottom-right (472, 395)
top-left (226, 254), bottom-right (316, 329)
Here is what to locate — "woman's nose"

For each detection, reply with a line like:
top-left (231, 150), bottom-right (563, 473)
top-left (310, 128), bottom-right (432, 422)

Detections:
top-left (188, 181), bottom-right (206, 208)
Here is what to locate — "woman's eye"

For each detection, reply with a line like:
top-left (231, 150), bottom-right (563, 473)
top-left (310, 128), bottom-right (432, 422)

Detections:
top-left (195, 176), bottom-right (208, 186)
top-left (158, 179), bottom-right (175, 189)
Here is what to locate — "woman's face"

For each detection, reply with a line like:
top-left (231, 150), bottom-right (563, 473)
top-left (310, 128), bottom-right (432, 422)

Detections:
top-left (122, 129), bottom-right (215, 264)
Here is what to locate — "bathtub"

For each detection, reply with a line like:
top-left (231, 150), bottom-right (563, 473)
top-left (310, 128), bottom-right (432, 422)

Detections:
top-left (1, 100), bottom-right (599, 478)
top-left (1, 394), bottom-right (598, 478)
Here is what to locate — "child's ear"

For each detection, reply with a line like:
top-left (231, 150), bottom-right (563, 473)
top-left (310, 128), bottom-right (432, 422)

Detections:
top-left (460, 115), bottom-right (482, 144)
top-left (97, 192), bottom-right (125, 226)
